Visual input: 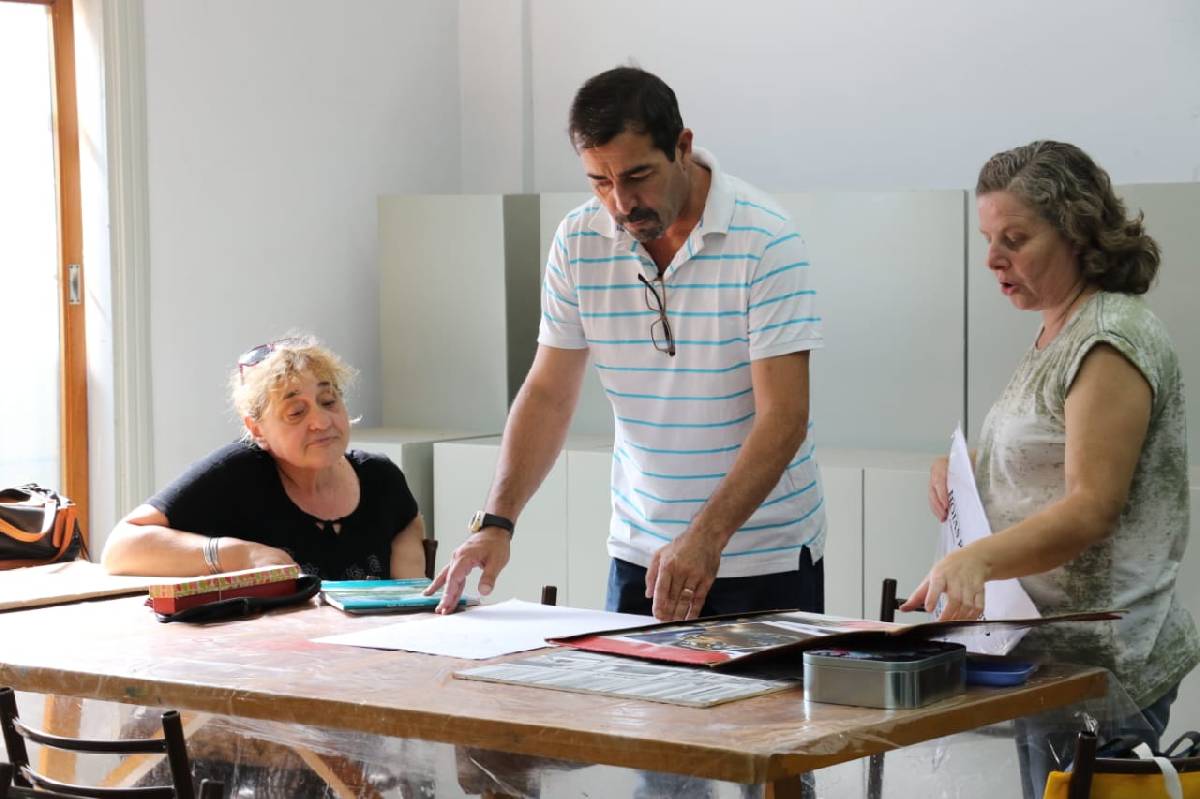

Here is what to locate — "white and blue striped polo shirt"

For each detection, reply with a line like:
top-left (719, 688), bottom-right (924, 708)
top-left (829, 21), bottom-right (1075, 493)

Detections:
top-left (538, 149), bottom-right (826, 578)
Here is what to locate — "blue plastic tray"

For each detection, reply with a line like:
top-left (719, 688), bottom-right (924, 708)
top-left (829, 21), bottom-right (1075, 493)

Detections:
top-left (965, 658), bottom-right (1037, 686)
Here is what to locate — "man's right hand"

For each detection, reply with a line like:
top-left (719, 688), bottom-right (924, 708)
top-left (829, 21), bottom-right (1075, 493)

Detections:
top-left (424, 528), bottom-right (511, 613)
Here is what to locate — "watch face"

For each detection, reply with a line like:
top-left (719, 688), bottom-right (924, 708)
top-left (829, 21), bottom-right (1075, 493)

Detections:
top-left (468, 510), bottom-right (485, 532)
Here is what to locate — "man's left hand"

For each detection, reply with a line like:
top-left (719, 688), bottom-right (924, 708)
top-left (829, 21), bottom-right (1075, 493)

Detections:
top-left (645, 531), bottom-right (723, 621)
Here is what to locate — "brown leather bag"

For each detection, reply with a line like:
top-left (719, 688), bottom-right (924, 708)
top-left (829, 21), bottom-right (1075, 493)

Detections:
top-left (0, 484), bottom-right (86, 570)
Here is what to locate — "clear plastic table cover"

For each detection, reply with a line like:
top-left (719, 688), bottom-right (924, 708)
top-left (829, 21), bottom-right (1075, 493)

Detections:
top-left (0, 596), bottom-right (1141, 797)
top-left (5, 682), bottom-right (1152, 799)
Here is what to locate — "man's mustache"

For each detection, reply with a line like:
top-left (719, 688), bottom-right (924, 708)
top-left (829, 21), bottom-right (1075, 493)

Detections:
top-left (619, 208), bottom-right (660, 225)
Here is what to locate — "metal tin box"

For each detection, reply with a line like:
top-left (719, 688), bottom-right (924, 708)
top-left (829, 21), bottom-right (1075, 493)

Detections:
top-left (803, 641), bottom-right (966, 709)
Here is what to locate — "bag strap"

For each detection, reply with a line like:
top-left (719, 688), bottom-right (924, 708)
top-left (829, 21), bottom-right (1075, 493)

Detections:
top-left (51, 504), bottom-right (81, 559)
top-left (0, 507), bottom-right (57, 543)
top-left (1149, 756), bottom-right (1184, 799)
top-left (1163, 732), bottom-right (1200, 759)
top-left (1124, 740), bottom-right (1186, 799)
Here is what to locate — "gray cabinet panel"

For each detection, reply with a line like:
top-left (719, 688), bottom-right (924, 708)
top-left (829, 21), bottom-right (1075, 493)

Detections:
top-left (378, 194), bottom-right (540, 431)
top-left (776, 191), bottom-right (967, 452)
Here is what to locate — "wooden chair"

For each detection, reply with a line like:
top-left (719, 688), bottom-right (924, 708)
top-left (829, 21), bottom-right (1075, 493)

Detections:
top-left (422, 538), bottom-right (438, 580)
top-left (877, 577), bottom-right (905, 624)
top-left (865, 578), bottom-right (912, 799)
top-left (0, 762), bottom-right (81, 799)
top-left (0, 688), bottom-right (221, 799)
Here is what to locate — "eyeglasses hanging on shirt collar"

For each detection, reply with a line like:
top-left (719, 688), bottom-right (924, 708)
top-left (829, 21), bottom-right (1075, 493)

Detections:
top-left (637, 272), bottom-right (676, 357)
top-left (236, 337), bottom-right (305, 382)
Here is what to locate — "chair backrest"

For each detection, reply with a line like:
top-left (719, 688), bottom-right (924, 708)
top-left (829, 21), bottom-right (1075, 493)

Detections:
top-left (0, 688), bottom-right (221, 799)
top-left (878, 578), bottom-right (905, 623)
top-left (0, 761), bottom-right (80, 798)
top-left (422, 537), bottom-right (438, 580)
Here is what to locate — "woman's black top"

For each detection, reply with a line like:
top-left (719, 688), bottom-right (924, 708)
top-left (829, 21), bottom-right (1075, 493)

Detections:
top-left (148, 441), bottom-right (418, 580)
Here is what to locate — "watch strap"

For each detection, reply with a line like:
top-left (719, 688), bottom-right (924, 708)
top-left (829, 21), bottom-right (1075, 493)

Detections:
top-left (469, 510), bottom-right (515, 537)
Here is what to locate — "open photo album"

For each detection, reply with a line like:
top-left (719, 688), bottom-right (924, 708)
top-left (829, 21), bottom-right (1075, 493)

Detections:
top-left (548, 608), bottom-right (1121, 669)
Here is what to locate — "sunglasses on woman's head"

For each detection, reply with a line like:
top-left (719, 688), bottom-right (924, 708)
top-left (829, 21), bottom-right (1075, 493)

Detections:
top-left (237, 338), bottom-right (304, 382)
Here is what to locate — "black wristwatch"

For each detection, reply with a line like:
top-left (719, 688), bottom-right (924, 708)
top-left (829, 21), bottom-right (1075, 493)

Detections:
top-left (468, 510), bottom-right (515, 538)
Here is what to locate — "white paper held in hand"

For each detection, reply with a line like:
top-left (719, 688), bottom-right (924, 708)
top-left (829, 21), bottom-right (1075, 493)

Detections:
top-left (935, 424), bottom-right (1039, 655)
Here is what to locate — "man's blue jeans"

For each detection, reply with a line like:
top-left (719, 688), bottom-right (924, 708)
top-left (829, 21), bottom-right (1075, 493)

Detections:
top-left (605, 545), bottom-right (824, 616)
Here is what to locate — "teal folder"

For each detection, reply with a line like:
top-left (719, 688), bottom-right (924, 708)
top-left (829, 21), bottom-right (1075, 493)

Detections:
top-left (319, 578), bottom-right (472, 614)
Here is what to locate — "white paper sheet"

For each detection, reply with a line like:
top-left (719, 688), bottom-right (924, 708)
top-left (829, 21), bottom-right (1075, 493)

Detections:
top-left (935, 425), bottom-right (1040, 655)
top-left (312, 598), bottom-right (651, 659)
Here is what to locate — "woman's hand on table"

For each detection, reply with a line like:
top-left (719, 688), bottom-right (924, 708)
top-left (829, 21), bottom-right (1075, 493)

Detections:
top-left (900, 546), bottom-right (991, 621)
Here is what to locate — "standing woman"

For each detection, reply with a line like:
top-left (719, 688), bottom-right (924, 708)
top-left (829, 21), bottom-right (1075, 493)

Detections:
top-left (103, 336), bottom-right (427, 580)
top-left (902, 141), bottom-right (1199, 797)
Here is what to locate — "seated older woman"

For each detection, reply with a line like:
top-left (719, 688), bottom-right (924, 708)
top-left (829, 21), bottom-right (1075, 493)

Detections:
top-left (103, 336), bottom-right (426, 580)
top-left (903, 141), bottom-right (1198, 798)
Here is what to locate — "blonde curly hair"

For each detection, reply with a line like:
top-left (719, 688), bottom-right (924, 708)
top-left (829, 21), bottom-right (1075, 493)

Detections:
top-left (229, 335), bottom-right (357, 427)
top-left (976, 141), bottom-right (1160, 294)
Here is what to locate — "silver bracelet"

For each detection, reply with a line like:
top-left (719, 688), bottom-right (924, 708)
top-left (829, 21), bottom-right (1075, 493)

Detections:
top-left (202, 536), bottom-right (223, 574)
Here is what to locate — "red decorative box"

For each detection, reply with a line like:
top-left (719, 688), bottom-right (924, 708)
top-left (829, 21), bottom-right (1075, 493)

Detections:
top-left (148, 564), bottom-right (300, 613)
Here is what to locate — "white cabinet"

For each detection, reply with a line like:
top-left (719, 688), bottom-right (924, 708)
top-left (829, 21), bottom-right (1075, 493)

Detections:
top-left (816, 456), bottom-right (864, 619)
top-left (432, 439), bottom-right (892, 611)
top-left (354, 427), bottom-right (497, 540)
top-left (565, 446), bottom-right (614, 609)
top-left (432, 437), bottom-right (568, 603)
top-left (860, 452), bottom-right (943, 618)
top-left (431, 437), bottom-right (626, 604)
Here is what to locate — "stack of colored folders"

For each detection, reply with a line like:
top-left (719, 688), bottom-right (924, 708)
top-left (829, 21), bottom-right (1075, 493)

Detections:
top-left (148, 564), bottom-right (301, 614)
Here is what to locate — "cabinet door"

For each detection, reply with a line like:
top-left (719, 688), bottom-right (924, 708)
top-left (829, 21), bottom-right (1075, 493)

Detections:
top-left (862, 466), bottom-right (940, 620)
top-left (566, 449), bottom-right (614, 609)
top-left (433, 442), bottom-right (568, 603)
top-left (778, 191), bottom-right (966, 452)
top-left (379, 196), bottom-right (510, 431)
top-left (819, 464), bottom-right (863, 618)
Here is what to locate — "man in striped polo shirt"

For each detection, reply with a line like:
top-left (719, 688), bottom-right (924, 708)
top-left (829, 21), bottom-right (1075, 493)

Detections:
top-left (431, 66), bottom-right (826, 622)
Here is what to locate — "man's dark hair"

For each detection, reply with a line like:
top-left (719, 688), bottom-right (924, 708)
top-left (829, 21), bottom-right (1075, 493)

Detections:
top-left (568, 67), bottom-right (684, 160)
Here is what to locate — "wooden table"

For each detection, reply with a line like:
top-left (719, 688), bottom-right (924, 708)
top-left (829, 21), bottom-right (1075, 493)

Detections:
top-left (0, 595), bottom-right (1108, 796)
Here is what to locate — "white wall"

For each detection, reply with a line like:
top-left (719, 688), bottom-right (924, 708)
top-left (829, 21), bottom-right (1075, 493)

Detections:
top-left (459, 0), bottom-right (531, 193)
top-left (142, 0), bottom-right (463, 487)
top-left (102, 1), bottom-right (1196, 527)
top-left (457, 0), bottom-right (1200, 194)
top-left (131, 0), bottom-right (1200, 490)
